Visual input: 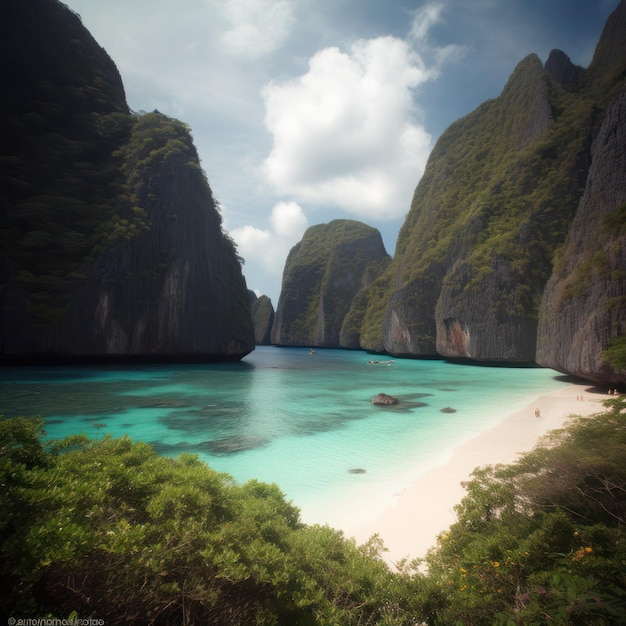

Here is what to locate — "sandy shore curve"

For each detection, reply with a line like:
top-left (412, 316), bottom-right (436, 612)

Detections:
top-left (346, 382), bottom-right (609, 565)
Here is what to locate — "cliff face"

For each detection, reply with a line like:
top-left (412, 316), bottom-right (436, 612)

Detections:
top-left (352, 0), bottom-right (626, 382)
top-left (537, 3), bottom-right (626, 385)
top-left (272, 220), bottom-right (390, 348)
top-left (0, 0), bottom-right (254, 362)
top-left (360, 53), bottom-right (571, 361)
top-left (60, 112), bottom-right (254, 360)
top-left (249, 292), bottom-right (275, 345)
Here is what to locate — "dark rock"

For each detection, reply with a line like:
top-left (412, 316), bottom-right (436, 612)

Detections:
top-left (138, 401), bottom-right (193, 409)
top-left (203, 435), bottom-right (269, 454)
top-left (440, 407), bottom-right (457, 413)
top-left (372, 393), bottom-right (399, 406)
top-left (537, 85), bottom-right (626, 385)
top-left (545, 49), bottom-right (584, 87)
top-left (0, 0), bottom-right (255, 362)
top-left (588, 0), bottom-right (626, 79)
top-left (251, 294), bottom-right (275, 345)
top-left (348, 468), bottom-right (366, 474)
top-left (537, 0), bottom-right (626, 386)
top-left (536, 0), bottom-right (626, 386)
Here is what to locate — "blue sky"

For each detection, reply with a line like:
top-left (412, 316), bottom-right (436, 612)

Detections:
top-left (65, 0), bottom-right (619, 304)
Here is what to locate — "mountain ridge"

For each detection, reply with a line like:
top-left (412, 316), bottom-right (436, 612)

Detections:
top-left (274, 0), bottom-right (625, 385)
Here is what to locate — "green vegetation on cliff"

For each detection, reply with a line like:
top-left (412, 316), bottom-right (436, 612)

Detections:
top-left (604, 334), bottom-right (626, 370)
top-left (1, 0), bottom-right (253, 359)
top-left (357, 29), bottom-right (626, 364)
top-left (365, 54), bottom-right (581, 329)
top-left (0, 107), bottom-right (232, 326)
top-left (2, 396), bottom-right (625, 623)
top-left (273, 220), bottom-right (390, 347)
top-left (0, 0), bottom-right (133, 323)
top-left (0, 105), bottom-right (138, 322)
top-left (344, 274), bottom-right (391, 352)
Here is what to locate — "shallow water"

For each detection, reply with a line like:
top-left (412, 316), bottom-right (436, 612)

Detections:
top-left (0, 346), bottom-right (570, 528)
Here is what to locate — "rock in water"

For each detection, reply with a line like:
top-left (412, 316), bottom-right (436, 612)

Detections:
top-left (372, 393), bottom-right (399, 406)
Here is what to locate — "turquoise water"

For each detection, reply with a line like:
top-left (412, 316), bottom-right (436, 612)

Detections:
top-left (0, 346), bottom-right (570, 528)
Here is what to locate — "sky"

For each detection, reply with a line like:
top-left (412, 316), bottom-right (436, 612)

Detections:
top-left (64, 0), bottom-right (620, 305)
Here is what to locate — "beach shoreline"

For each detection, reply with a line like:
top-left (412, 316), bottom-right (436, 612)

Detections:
top-left (345, 381), bottom-right (609, 565)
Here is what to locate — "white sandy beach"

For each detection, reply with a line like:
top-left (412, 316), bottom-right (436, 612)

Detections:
top-left (346, 382), bottom-right (609, 565)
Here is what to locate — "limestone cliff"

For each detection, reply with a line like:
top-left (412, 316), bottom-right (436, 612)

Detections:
top-left (537, 3), bottom-right (626, 385)
top-left (272, 220), bottom-right (390, 348)
top-left (360, 53), bottom-right (571, 361)
top-left (353, 0), bottom-right (626, 382)
top-left (249, 292), bottom-right (275, 345)
top-left (0, 0), bottom-right (255, 362)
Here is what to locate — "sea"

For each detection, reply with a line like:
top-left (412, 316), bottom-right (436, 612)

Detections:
top-left (0, 346), bottom-right (572, 530)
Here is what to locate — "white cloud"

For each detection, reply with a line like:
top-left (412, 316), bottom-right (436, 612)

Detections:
top-left (410, 3), bottom-right (467, 70)
top-left (260, 8), bottom-right (462, 221)
top-left (409, 3), bottom-right (445, 42)
top-left (219, 0), bottom-right (295, 58)
top-left (269, 200), bottom-right (308, 237)
top-left (231, 201), bottom-right (308, 275)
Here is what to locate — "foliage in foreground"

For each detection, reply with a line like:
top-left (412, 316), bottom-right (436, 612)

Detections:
top-left (1, 396), bottom-right (626, 624)
top-left (0, 418), bottom-right (421, 625)
top-left (424, 395), bottom-right (626, 625)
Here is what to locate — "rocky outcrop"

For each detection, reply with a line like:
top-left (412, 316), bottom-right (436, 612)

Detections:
top-left (544, 49), bottom-right (583, 87)
top-left (428, 54), bottom-right (564, 363)
top-left (537, 86), bottom-right (626, 384)
top-left (1, 0), bottom-right (128, 119)
top-left (587, 0), bottom-right (626, 79)
top-left (383, 274), bottom-right (440, 357)
top-left (250, 293), bottom-right (275, 345)
top-left (0, 0), bottom-right (255, 362)
top-left (272, 220), bottom-right (390, 348)
top-left (536, 0), bottom-right (626, 385)
top-left (359, 53), bottom-right (565, 362)
top-left (372, 393), bottom-right (399, 406)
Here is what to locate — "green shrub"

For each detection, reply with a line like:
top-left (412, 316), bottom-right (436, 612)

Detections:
top-left (3, 397), bottom-right (625, 624)
top-left (0, 417), bottom-right (422, 624)
top-left (425, 396), bottom-right (626, 625)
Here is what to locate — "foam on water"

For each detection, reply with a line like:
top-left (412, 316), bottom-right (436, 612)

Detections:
top-left (0, 346), bottom-right (569, 528)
